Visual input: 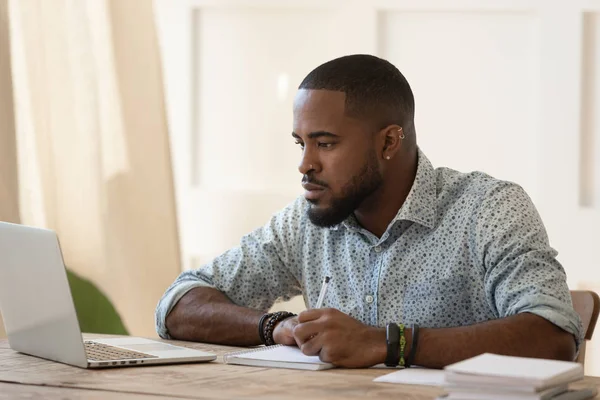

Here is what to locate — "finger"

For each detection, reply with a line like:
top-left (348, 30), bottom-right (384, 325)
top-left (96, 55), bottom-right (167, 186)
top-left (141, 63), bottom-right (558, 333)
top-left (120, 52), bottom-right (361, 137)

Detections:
top-left (298, 308), bottom-right (327, 323)
top-left (300, 335), bottom-right (323, 356)
top-left (293, 321), bottom-right (322, 344)
top-left (295, 332), bottom-right (317, 349)
top-left (318, 347), bottom-right (334, 364)
top-left (294, 334), bottom-right (303, 349)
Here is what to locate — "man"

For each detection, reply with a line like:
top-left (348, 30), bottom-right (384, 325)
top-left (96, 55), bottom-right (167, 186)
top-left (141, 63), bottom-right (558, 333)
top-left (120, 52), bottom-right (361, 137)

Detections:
top-left (156, 54), bottom-right (582, 369)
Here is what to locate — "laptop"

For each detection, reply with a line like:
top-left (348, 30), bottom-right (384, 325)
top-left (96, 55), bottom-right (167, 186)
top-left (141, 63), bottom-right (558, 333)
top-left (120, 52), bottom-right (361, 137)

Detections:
top-left (0, 221), bottom-right (216, 368)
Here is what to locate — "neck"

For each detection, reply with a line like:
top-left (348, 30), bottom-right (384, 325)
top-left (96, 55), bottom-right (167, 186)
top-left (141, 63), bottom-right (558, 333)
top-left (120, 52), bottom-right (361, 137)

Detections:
top-left (354, 150), bottom-right (418, 238)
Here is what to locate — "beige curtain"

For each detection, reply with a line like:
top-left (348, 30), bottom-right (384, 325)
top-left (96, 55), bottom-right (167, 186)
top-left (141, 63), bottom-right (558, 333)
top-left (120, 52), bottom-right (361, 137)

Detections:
top-left (0, 0), bottom-right (18, 338)
top-left (6, 0), bottom-right (181, 336)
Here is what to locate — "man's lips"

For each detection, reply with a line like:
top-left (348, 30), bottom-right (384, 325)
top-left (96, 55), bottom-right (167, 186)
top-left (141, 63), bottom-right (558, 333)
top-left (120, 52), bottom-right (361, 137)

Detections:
top-left (302, 182), bottom-right (326, 201)
top-left (302, 182), bottom-right (325, 191)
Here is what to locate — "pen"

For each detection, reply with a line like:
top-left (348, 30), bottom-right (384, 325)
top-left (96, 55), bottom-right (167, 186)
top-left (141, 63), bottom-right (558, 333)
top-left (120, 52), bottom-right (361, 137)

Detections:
top-left (315, 276), bottom-right (330, 308)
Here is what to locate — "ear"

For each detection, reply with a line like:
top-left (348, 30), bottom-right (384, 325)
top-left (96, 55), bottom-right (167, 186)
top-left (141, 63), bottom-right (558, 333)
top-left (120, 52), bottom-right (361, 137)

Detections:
top-left (380, 125), bottom-right (405, 160)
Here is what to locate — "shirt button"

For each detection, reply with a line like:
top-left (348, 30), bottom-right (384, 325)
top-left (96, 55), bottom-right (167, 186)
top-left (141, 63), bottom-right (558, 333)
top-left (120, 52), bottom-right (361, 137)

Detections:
top-left (374, 246), bottom-right (382, 253)
top-left (365, 295), bottom-right (374, 303)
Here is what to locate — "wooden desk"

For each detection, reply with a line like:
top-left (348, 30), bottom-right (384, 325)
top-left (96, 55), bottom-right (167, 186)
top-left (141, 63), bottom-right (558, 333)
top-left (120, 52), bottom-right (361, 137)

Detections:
top-left (0, 335), bottom-right (598, 399)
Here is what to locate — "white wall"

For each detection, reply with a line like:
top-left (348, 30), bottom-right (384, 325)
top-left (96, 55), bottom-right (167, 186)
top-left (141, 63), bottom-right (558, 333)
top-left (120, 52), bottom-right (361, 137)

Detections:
top-left (155, 0), bottom-right (600, 374)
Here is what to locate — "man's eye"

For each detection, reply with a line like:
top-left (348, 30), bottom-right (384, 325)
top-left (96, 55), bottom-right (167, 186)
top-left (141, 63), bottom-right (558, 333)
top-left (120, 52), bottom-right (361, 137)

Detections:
top-left (295, 141), bottom-right (305, 149)
top-left (318, 142), bottom-right (334, 148)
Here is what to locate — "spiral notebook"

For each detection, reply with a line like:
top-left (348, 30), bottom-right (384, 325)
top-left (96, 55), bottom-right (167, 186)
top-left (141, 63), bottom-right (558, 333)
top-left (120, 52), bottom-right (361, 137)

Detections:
top-left (223, 344), bottom-right (335, 370)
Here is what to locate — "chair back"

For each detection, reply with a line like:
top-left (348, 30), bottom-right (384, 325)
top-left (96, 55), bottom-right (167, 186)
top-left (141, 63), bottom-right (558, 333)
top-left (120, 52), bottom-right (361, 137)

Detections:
top-left (571, 290), bottom-right (600, 365)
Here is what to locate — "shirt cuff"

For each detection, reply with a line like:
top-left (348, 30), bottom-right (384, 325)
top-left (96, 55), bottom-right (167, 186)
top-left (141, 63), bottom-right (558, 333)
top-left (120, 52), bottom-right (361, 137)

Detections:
top-left (507, 294), bottom-right (584, 350)
top-left (155, 279), bottom-right (215, 339)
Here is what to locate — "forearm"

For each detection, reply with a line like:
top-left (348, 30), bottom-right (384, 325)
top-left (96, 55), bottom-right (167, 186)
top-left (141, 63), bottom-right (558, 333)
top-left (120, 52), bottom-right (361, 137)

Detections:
top-left (165, 287), bottom-right (263, 346)
top-left (411, 313), bottom-right (576, 369)
top-left (367, 313), bottom-right (575, 369)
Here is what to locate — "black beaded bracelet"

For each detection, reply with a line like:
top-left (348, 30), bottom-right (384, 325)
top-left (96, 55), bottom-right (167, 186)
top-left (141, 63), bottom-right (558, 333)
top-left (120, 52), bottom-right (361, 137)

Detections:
top-left (264, 311), bottom-right (296, 346)
top-left (258, 313), bottom-right (273, 345)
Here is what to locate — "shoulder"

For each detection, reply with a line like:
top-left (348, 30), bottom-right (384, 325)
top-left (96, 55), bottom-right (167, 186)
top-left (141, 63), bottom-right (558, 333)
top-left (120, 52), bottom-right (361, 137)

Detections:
top-left (272, 196), bottom-right (309, 224)
top-left (435, 167), bottom-right (530, 210)
top-left (266, 196), bottom-right (312, 237)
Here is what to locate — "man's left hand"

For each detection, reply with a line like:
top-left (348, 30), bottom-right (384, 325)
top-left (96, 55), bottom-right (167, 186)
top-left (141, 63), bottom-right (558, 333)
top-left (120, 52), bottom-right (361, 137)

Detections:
top-left (292, 308), bottom-right (386, 368)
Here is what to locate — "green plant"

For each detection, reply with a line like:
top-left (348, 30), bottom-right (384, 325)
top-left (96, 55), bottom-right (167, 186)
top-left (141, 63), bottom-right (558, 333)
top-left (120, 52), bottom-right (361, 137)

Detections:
top-left (66, 269), bottom-right (128, 335)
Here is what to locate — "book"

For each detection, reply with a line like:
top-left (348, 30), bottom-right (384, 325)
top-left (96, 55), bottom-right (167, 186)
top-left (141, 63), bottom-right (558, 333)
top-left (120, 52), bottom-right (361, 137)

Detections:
top-left (444, 353), bottom-right (584, 392)
top-left (223, 344), bottom-right (335, 371)
top-left (552, 388), bottom-right (598, 400)
top-left (373, 368), bottom-right (446, 386)
top-left (436, 389), bottom-right (597, 400)
top-left (445, 384), bottom-right (568, 400)
top-left (443, 386), bottom-right (597, 400)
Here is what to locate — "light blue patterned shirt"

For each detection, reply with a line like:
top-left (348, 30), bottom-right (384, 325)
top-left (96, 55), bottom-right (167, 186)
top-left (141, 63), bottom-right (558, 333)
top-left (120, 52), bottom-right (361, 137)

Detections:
top-left (156, 149), bottom-right (582, 344)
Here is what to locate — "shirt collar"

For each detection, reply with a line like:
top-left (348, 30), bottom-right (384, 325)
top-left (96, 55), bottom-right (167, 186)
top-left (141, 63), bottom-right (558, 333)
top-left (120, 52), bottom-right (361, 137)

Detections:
top-left (392, 148), bottom-right (437, 229)
top-left (335, 147), bottom-right (437, 231)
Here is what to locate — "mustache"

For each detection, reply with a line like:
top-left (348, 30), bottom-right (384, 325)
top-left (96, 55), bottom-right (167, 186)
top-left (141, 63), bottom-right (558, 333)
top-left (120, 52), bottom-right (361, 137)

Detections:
top-left (302, 174), bottom-right (328, 188)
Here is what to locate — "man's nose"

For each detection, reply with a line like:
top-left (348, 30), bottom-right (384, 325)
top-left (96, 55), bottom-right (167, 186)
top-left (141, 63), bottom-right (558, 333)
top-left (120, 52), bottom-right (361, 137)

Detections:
top-left (298, 149), bottom-right (317, 175)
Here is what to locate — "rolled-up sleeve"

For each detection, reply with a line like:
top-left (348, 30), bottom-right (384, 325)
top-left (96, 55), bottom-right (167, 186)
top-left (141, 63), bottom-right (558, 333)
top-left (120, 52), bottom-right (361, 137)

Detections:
top-left (155, 198), bottom-right (306, 339)
top-left (476, 183), bottom-right (583, 347)
top-left (155, 272), bottom-right (216, 339)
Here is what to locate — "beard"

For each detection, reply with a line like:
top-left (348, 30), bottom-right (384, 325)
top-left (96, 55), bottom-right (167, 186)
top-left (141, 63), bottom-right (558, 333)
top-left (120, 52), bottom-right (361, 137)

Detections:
top-left (307, 152), bottom-right (383, 227)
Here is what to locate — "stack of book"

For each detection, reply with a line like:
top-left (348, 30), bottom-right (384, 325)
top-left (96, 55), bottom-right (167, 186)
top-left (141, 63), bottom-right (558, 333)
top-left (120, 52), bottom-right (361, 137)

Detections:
top-left (442, 353), bottom-right (596, 400)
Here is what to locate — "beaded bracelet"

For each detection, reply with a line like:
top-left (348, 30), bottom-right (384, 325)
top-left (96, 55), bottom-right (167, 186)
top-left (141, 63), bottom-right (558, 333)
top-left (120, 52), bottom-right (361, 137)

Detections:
top-left (399, 323), bottom-right (406, 368)
top-left (264, 311), bottom-right (296, 346)
top-left (258, 313), bottom-right (273, 345)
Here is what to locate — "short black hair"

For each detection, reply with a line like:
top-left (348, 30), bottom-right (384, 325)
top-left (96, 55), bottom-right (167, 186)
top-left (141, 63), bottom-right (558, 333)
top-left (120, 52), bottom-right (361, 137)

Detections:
top-left (299, 54), bottom-right (415, 134)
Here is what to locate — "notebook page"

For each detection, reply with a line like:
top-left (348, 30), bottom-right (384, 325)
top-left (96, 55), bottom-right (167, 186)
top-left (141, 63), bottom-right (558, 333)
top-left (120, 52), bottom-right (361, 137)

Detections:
top-left (235, 345), bottom-right (328, 364)
top-left (446, 354), bottom-right (582, 382)
top-left (374, 368), bottom-right (446, 386)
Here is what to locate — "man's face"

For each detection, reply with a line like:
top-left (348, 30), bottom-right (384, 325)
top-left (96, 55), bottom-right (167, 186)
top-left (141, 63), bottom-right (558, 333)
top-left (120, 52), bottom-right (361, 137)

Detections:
top-left (292, 89), bottom-right (383, 227)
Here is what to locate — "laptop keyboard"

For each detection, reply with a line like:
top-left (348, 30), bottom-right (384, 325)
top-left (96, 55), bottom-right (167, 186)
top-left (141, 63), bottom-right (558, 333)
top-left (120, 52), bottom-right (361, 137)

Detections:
top-left (84, 341), bottom-right (158, 361)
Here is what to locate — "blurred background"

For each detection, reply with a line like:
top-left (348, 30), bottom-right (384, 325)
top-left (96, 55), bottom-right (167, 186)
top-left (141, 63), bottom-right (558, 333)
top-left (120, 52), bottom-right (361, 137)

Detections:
top-left (0, 0), bottom-right (599, 374)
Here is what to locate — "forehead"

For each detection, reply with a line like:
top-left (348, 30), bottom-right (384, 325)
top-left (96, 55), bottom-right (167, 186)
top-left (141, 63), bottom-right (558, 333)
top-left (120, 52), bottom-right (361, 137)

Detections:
top-left (293, 89), bottom-right (347, 134)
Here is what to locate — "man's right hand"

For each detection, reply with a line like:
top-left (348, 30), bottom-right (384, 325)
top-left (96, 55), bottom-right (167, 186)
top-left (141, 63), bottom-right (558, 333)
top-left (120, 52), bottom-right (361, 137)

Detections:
top-left (272, 316), bottom-right (299, 346)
